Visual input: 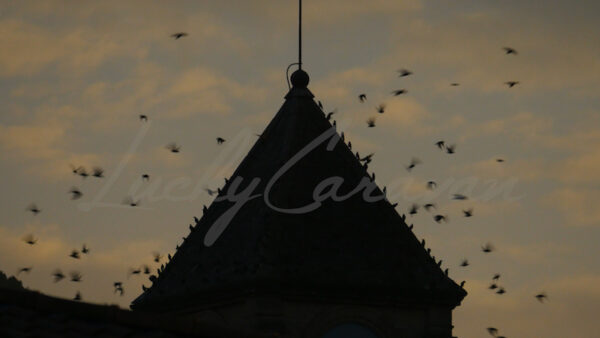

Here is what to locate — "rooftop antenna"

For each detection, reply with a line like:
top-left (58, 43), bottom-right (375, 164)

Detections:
top-left (286, 0), bottom-right (304, 89)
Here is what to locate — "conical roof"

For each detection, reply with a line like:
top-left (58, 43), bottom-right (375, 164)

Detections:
top-left (131, 70), bottom-right (466, 312)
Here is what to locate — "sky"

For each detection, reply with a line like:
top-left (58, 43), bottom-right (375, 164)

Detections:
top-left (1, 0), bottom-right (599, 337)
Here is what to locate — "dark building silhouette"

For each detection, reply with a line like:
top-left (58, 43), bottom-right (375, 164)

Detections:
top-left (131, 70), bottom-right (466, 338)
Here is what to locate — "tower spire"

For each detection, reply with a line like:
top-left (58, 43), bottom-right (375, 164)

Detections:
top-left (299, 0), bottom-right (302, 69)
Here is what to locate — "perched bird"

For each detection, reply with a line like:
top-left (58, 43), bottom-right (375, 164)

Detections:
top-left (503, 47), bottom-right (518, 55)
top-left (424, 203), bottom-right (436, 211)
top-left (460, 259), bottom-right (469, 267)
top-left (68, 187), bottom-right (83, 200)
top-left (69, 250), bottom-right (80, 259)
top-left (535, 292), bottom-right (548, 303)
top-left (406, 157), bottom-right (421, 171)
top-left (453, 193), bottom-right (468, 200)
top-left (123, 196), bottom-right (140, 207)
top-left (318, 100), bottom-right (324, 110)
top-left (358, 94), bottom-right (367, 102)
top-left (434, 215), bottom-right (448, 223)
top-left (426, 181), bottom-right (437, 190)
top-left (205, 187), bottom-right (217, 196)
top-left (216, 137), bottom-right (226, 144)
top-left (26, 204), bottom-right (41, 215)
top-left (445, 144), bottom-right (456, 154)
top-left (17, 267), bottom-right (32, 275)
top-left (73, 291), bottom-right (82, 301)
top-left (482, 242), bottom-right (495, 253)
top-left (81, 244), bottom-right (89, 254)
top-left (460, 281), bottom-right (466, 287)
top-left (397, 69), bottom-right (412, 77)
top-left (139, 114), bottom-right (148, 122)
top-left (92, 167), bottom-right (104, 178)
top-left (52, 269), bottom-right (65, 282)
top-left (463, 208), bottom-right (473, 217)
top-left (391, 89), bottom-right (406, 96)
top-left (435, 140), bottom-right (445, 149)
top-left (366, 117), bottom-right (376, 128)
top-left (409, 204), bottom-right (419, 216)
top-left (22, 234), bottom-right (37, 245)
top-left (171, 32), bottom-right (188, 39)
top-left (142, 174), bottom-right (150, 181)
top-left (166, 143), bottom-right (181, 153)
top-left (376, 104), bottom-right (386, 114)
top-left (359, 153), bottom-right (374, 164)
top-left (505, 81), bottom-right (519, 88)
top-left (152, 252), bottom-right (163, 263)
top-left (70, 271), bottom-right (82, 282)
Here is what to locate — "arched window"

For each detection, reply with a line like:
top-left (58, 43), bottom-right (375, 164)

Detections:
top-left (321, 322), bottom-right (381, 338)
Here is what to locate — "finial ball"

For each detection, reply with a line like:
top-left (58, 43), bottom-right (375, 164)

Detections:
top-left (290, 69), bottom-right (309, 88)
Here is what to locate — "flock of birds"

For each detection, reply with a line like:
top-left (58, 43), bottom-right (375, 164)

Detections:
top-left (12, 31), bottom-right (548, 336)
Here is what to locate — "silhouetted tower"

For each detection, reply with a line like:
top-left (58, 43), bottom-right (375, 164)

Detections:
top-left (131, 2), bottom-right (465, 337)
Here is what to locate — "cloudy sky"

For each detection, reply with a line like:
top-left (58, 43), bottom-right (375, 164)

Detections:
top-left (1, 1), bottom-right (599, 337)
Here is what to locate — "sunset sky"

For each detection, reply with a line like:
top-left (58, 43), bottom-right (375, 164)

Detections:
top-left (1, 1), bottom-right (599, 337)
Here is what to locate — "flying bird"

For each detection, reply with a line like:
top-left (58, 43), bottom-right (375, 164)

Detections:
top-left (434, 215), bottom-right (448, 223)
top-left (216, 137), bottom-right (226, 144)
top-left (376, 104), bottom-right (386, 114)
top-left (482, 242), bottom-right (495, 253)
top-left (487, 327), bottom-right (499, 336)
top-left (81, 244), bottom-right (89, 254)
top-left (359, 153), bottom-right (374, 164)
top-left (492, 273), bottom-right (501, 281)
top-left (69, 250), bottom-right (80, 259)
top-left (139, 114), bottom-right (148, 122)
top-left (152, 252), bottom-right (163, 263)
top-left (426, 181), bottom-right (437, 190)
top-left (391, 89), bottom-right (407, 96)
top-left (366, 117), bottom-right (376, 128)
top-left (496, 287), bottom-right (506, 295)
top-left (460, 259), bottom-right (469, 267)
top-left (73, 291), bottom-right (82, 301)
top-left (452, 193), bottom-right (468, 200)
top-left (496, 158), bottom-right (505, 163)
top-left (358, 94), bottom-right (367, 102)
top-left (423, 203), bottom-right (436, 211)
top-left (77, 168), bottom-right (89, 178)
top-left (503, 47), bottom-right (517, 55)
top-left (17, 267), bottom-right (32, 275)
top-left (489, 283), bottom-right (498, 290)
top-left (142, 174), bottom-right (150, 181)
top-left (69, 187), bottom-right (83, 200)
top-left (463, 209), bottom-right (473, 217)
top-left (326, 109), bottom-right (337, 120)
top-left (92, 167), bottom-right (104, 178)
top-left (166, 143), bottom-right (181, 153)
top-left (171, 32), bottom-right (188, 39)
top-left (505, 81), bottom-right (519, 88)
top-left (450, 83), bottom-right (460, 86)
top-left (435, 140), bottom-right (445, 149)
top-left (26, 203), bottom-right (41, 215)
top-left (397, 69), bottom-right (412, 77)
top-left (70, 271), bottom-right (83, 282)
top-left (123, 196), bottom-right (140, 207)
top-left (143, 265), bottom-right (151, 274)
top-left (406, 157), bottom-right (421, 171)
top-left (52, 270), bottom-right (65, 282)
top-left (22, 234), bottom-right (37, 245)
top-left (535, 292), bottom-right (548, 302)
top-left (409, 204), bottom-right (419, 216)
top-left (318, 100), bottom-right (324, 110)
top-left (445, 144), bottom-right (456, 154)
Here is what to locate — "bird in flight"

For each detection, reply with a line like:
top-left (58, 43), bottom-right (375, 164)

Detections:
top-left (70, 271), bottom-right (83, 282)
top-left (496, 158), bottom-right (505, 163)
top-left (496, 287), bottom-right (506, 295)
top-left (216, 137), bottom-right (226, 145)
top-left (114, 282), bottom-right (124, 296)
top-left (326, 109), bottom-right (337, 120)
top-left (81, 244), bottom-right (90, 254)
top-left (358, 94), bottom-right (367, 102)
top-left (397, 69), bottom-right (412, 77)
top-left (69, 187), bottom-right (83, 200)
top-left (409, 204), bottom-right (419, 216)
top-left (26, 204), bottom-right (41, 215)
top-left (69, 250), bottom-right (81, 259)
top-left (139, 114), bottom-right (148, 122)
top-left (452, 193), bottom-right (468, 200)
top-left (435, 140), bottom-right (445, 149)
top-left (445, 144), bottom-right (456, 154)
top-left (406, 157), bottom-right (422, 171)
top-left (359, 153), bottom-right (374, 164)
top-left (166, 143), bottom-right (181, 153)
top-left (141, 174), bottom-right (150, 181)
top-left (505, 81), bottom-right (519, 88)
top-left (77, 167), bottom-right (89, 179)
top-left (123, 196), bottom-right (140, 207)
top-left (171, 32), bottom-right (188, 40)
top-left (492, 273), bottom-right (501, 281)
top-left (366, 117), bottom-right (376, 128)
top-left (426, 181), bottom-right (437, 190)
top-left (424, 203), bottom-right (436, 211)
top-left (482, 242), bottom-right (495, 253)
top-left (434, 214), bottom-right (448, 223)
top-left (73, 291), bottom-right (82, 301)
top-left (487, 327), bottom-right (499, 336)
top-left (17, 267), bottom-right (32, 275)
top-left (391, 89), bottom-right (407, 96)
top-left (92, 167), bottom-right (104, 178)
top-left (463, 209), bottom-right (473, 217)
top-left (489, 282), bottom-right (498, 290)
top-left (22, 234), bottom-right (37, 245)
top-left (503, 47), bottom-right (518, 55)
top-left (376, 104), bottom-right (386, 114)
top-left (535, 292), bottom-right (548, 302)
top-left (450, 83), bottom-right (460, 87)
top-left (52, 270), bottom-right (65, 282)
top-left (460, 259), bottom-right (469, 267)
